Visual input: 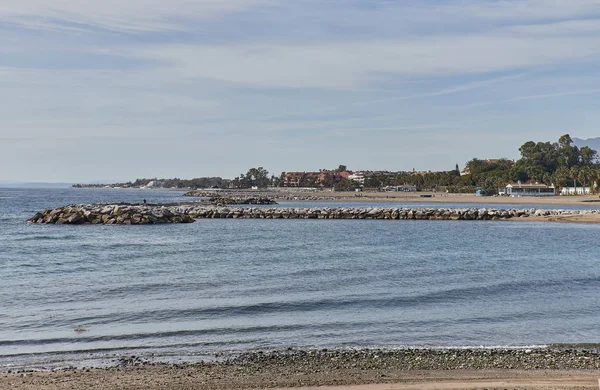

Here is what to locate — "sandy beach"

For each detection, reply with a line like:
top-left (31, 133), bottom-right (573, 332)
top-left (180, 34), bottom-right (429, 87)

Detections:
top-left (0, 368), bottom-right (600, 390)
top-left (187, 188), bottom-right (600, 206)
top-left (284, 191), bottom-right (600, 206)
top-left (4, 366), bottom-right (599, 389)
top-left (4, 349), bottom-right (600, 390)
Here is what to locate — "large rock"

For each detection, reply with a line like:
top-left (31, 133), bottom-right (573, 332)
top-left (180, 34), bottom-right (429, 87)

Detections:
top-left (28, 204), bottom-right (196, 225)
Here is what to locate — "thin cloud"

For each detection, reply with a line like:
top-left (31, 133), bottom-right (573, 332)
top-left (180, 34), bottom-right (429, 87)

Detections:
top-left (0, 0), bottom-right (275, 32)
top-left (129, 31), bottom-right (600, 89)
top-left (510, 88), bottom-right (600, 101)
top-left (353, 73), bottom-right (527, 106)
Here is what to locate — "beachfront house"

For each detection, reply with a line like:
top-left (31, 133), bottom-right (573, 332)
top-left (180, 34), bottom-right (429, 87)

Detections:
top-left (395, 185), bottom-right (417, 192)
top-left (384, 185), bottom-right (417, 192)
top-left (498, 182), bottom-right (555, 196)
top-left (560, 187), bottom-right (591, 195)
top-left (348, 172), bottom-right (365, 184)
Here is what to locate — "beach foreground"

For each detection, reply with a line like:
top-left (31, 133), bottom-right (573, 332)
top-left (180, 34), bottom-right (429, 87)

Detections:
top-left (4, 349), bottom-right (600, 390)
top-left (3, 368), bottom-right (599, 390)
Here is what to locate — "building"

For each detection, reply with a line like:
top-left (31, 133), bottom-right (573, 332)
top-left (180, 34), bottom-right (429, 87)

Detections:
top-left (395, 184), bottom-right (417, 192)
top-left (283, 172), bottom-right (305, 187)
top-left (560, 187), bottom-right (591, 195)
top-left (283, 170), bottom-right (353, 187)
top-left (498, 182), bottom-right (555, 196)
top-left (383, 185), bottom-right (417, 192)
top-left (348, 173), bottom-right (365, 184)
top-left (143, 180), bottom-right (163, 188)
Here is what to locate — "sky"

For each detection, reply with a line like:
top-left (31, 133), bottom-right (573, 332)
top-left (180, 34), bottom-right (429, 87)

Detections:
top-left (2, 0), bottom-right (600, 182)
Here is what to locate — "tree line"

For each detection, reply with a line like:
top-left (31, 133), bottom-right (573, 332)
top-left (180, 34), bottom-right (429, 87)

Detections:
top-left (463, 134), bottom-right (599, 194)
top-left (75, 134), bottom-right (599, 194)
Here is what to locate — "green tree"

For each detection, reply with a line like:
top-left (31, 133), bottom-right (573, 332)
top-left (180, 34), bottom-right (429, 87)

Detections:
top-left (321, 173), bottom-right (335, 188)
top-left (557, 134), bottom-right (580, 168)
top-left (334, 178), bottom-right (356, 191)
top-left (580, 146), bottom-right (598, 167)
top-left (579, 166), bottom-right (593, 192)
top-left (570, 166), bottom-right (581, 192)
top-left (244, 167), bottom-right (270, 188)
top-left (552, 166), bottom-right (570, 194)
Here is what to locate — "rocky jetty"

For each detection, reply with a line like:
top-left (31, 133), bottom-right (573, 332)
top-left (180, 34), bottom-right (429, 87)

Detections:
top-left (28, 205), bottom-right (599, 224)
top-left (180, 206), bottom-right (598, 220)
top-left (205, 197), bottom-right (277, 205)
top-left (28, 204), bottom-right (195, 225)
top-left (184, 190), bottom-right (342, 202)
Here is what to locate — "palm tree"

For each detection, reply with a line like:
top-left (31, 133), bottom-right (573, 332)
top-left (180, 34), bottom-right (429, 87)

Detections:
top-left (570, 166), bottom-right (581, 195)
top-left (553, 166), bottom-right (570, 195)
top-left (591, 168), bottom-right (600, 194)
top-left (579, 166), bottom-right (593, 194)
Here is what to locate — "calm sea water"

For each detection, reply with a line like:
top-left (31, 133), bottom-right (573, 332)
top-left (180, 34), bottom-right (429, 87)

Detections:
top-left (2, 188), bottom-right (600, 370)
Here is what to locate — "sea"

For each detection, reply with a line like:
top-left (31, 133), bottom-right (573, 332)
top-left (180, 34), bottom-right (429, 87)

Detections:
top-left (2, 187), bottom-right (600, 371)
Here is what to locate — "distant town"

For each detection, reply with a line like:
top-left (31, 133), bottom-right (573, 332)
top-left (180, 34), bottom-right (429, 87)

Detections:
top-left (74, 134), bottom-right (600, 196)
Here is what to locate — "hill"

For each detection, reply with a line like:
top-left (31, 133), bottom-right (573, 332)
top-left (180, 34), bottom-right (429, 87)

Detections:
top-left (573, 137), bottom-right (600, 152)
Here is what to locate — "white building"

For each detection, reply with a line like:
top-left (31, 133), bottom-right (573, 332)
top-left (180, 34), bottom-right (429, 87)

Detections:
top-left (499, 183), bottom-right (555, 196)
top-left (560, 187), bottom-right (591, 195)
top-left (348, 173), bottom-right (365, 184)
top-left (144, 180), bottom-right (163, 188)
top-left (386, 185), bottom-right (417, 192)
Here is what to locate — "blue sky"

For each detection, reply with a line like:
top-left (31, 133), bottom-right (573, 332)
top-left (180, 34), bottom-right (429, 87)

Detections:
top-left (2, 0), bottom-right (600, 182)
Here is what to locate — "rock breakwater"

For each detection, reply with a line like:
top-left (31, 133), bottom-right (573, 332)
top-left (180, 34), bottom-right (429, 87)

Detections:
top-left (181, 206), bottom-right (599, 220)
top-left (28, 204), bottom-right (600, 224)
top-left (28, 204), bottom-right (195, 225)
top-left (184, 190), bottom-right (347, 202)
top-left (205, 197), bottom-right (277, 205)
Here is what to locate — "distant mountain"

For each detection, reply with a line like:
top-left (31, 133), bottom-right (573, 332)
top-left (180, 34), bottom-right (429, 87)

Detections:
top-left (573, 137), bottom-right (600, 152)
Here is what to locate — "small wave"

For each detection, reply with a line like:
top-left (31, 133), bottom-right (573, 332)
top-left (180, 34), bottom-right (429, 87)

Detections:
top-left (0, 324), bottom-right (308, 348)
top-left (14, 235), bottom-right (78, 242)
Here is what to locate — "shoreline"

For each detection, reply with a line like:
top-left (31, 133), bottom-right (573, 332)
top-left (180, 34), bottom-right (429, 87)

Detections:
top-left (4, 348), bottom-right (600, 389)
top-left (194, 190), bottom-right (600, 206)
top-left (73, 186), bottom-right (600, 206)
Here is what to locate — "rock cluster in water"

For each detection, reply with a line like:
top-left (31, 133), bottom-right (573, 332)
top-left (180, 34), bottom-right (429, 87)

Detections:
top-left (205, 197), bottom-right (277, 205)
top-left (184, 190), bottom-right (346, 201)
top-left (28, 204), bottom-right (195, 225)
top-left (27, 204), bottom-right (599, 225)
